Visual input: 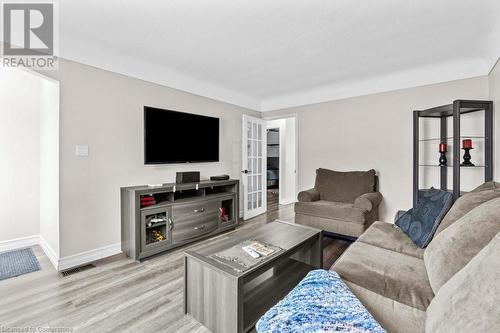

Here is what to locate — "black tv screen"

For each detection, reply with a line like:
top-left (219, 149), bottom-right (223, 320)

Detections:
top-left (144, 107), bottom-right (219, 164)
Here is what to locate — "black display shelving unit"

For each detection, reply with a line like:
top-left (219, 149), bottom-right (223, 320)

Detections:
top-left (413, 100), bottom-right (494, 206)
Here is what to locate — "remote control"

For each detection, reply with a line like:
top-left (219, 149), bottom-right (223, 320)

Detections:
top-left (242, 246), bottom-right (260, 259)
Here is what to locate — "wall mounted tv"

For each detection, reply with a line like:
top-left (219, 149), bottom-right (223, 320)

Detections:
top-left (144, 106), bottom-right (220, 164)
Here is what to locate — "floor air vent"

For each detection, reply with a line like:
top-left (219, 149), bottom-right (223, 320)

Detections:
top-left (61, 264), bottom-right (96, 277)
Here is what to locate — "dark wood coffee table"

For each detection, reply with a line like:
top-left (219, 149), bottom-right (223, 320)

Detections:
top-left (184, 220), bottom-right (322, 333)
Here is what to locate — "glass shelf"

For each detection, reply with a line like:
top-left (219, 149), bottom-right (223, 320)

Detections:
top-left (419, 136), bottom-right (485, 142)
top-left (419, 164), bottom-right (486, 168)
top-left (146, 221), bottom-right (167, 229)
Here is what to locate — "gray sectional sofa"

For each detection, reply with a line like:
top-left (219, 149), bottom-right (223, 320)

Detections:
top-left (331, 181), bottom-right (500, 333)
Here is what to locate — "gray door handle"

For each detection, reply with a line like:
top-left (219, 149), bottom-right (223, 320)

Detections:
top-left (194, 225), bottom-right (206, 230)
top-left (241, 169), bottom-right (252, 174)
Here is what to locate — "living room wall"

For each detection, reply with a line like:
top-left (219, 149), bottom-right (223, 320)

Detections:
top-left (0, 68), bottom-right (41, 245)
top-left (40, 59), bottom-right (260, 259)
top-left (263, 76), bottom-right (492, 222)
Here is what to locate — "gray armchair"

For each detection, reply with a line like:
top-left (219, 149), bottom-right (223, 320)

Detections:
top-left (295, 168), bottom-right (382, 238)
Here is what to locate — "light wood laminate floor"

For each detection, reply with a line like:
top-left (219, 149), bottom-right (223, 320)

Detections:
top-left (0, 204), bottom-right (349, 332)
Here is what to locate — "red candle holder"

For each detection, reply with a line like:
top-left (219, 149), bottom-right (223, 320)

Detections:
top-left (462, 139), bottom-right (473, 149)
top-left (461, 139), bottom-right (474, 166)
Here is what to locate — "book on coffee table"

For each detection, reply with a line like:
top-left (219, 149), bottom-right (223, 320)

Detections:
top-left (210, 240), bottom-right (282, 272)
top-left (248, 241), bottom-right (275, 256)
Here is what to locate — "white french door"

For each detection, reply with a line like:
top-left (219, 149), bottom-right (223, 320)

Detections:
top-left (242, 115), bottom-right (267, 220)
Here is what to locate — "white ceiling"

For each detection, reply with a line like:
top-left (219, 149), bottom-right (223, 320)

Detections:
top-left (58, 0), bottom-right (500, 111)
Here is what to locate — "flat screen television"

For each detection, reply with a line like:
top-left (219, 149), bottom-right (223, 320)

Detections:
top-left (144, 106), bottom-right (220, 164)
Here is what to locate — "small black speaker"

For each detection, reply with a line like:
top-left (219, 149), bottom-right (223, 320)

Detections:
top-left (210, 174), bottom-right (230, 181)
top-left (176, 171), bottom-right (200, 184)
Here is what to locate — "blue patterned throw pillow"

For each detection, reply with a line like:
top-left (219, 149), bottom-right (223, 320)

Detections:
top-left (396, 188), bottom-right (453, 248)
top-left (256, 270), bottom-right (386, 333)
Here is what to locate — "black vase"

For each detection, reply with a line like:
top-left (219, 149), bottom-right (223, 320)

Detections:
top-left (439, 152), bottom-right (447, 166)
top-left (461, 148), bottom-right (475, 166)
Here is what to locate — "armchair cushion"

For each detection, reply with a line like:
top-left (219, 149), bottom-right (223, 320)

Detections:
top-left (315, 168), bottom-right (376, 203)
top-left (297, 188), bottom-right (320, 202)
top-left (295, 200), bottom-right (366, 223)
top-left (354, 192), bottom-right (383, 211)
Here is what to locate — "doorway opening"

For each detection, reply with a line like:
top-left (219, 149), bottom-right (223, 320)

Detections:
top-left (265, 116), bottom-right (298, 212)
top-left (266, 128), bottom-right (280, 212)
top-left (0, 67), bottom-right (60, 269)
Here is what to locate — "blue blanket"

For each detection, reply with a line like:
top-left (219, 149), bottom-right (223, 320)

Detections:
top-left (256, 269), bottom-right (386, 333)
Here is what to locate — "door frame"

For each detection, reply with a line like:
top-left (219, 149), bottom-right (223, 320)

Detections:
top-left (262, 114), bottom-right (299, 205)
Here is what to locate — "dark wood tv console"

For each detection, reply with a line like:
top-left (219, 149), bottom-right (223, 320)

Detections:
top-left (121, 179), bottom-right (239, 260)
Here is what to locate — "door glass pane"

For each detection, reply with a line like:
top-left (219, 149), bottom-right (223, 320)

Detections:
top-left (248, 157), bottom-right (252, 171)
top-left (258, 141), bottom-right (262, 157)
top-left (258, 175), bottom-right (262, 191)
top-left (253, 193), bottom-right (257, 209)
top-left (258, 192), bottom-right (262, 208)
top-left (248, 193), bottom-right (252, 209)
top-left (258, 158), bottom-right (262, 172)
top-left (253, 158), bottom-right (258, 175)
top-left (253, 123), bottom-right (257, 140)
top-left (258, 124), bottom-right (262, 140)
top-left (248, 174), bottom-right (253, 192)
top-left (247, 122), bottom-right (252, 139)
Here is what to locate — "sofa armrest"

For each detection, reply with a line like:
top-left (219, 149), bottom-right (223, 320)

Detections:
top-left (353, 192), bottom-right (383, 211)
top-left (297, 188), bottom-right (320, 202)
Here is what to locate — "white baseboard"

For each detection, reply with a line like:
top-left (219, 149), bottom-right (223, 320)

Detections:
top-left (0, 235), bottom-right (39, 253)
top-left (0, 235), bottom-right (122, 272)
top-left (38, 235), bottom-right (60, 270)
top-left (279, 199), bottom-right (295, 205)
top-left (58, 242), bottom-right (122, 271)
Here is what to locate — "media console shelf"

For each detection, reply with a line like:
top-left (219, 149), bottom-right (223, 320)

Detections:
top-left (121, 179), bottom-right (239, 260)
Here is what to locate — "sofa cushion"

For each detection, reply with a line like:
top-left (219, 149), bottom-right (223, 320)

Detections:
top-left (358, 221), bottom-right (424, 259)
top-left (425, 232), bottom-right (500, 333)
top-left (435, 181), bottom-right (500, 235)
top-left (345, 281), bottom-right (425, 333)
top-left (315, 168), bottom-right (376, 203)
top-left (470, 180), bottom-right (500, 192)
top-left (395, 188), bottom-right (453, 248)
top-left (295, 200), bottom-right (365, 223)
top-left (333, 242), bottom-right (434, 310)
top-left (424, 196), bottom-right (500, 293)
